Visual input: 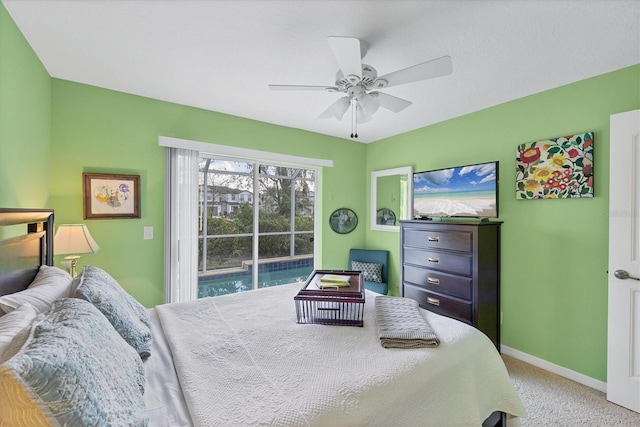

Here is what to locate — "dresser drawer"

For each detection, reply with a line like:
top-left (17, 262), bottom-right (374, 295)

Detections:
top-left (403, 247), bottom-right (472, 276)
top-left (403, 265), bottom-right (472, 300)
top-left (404, 284), bottom-right (472, 324)
top-left (403, 229), bottom-right (472, 252)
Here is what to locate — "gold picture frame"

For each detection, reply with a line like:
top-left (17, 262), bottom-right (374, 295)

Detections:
top-left (83, 172), bottom-right (140, 219)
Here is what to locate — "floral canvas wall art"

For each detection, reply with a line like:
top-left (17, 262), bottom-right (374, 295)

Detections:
top-left (516, 132), bottom-right (593, 199)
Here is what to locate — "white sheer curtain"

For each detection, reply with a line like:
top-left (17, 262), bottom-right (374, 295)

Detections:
top-left (164, 147), bottom-right (199, 303)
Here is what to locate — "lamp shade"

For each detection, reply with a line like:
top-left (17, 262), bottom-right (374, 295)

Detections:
top-left (54, 224), bottom-right (100, 255)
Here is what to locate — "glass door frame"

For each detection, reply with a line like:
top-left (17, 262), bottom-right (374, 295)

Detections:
top-left (199, 154), bottom-right (318, 292)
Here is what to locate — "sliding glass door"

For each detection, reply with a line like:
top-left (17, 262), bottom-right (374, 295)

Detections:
top-left (256, 165), bottom-right (315, 288)
top-left (197, 156), bottom-right (316, 297)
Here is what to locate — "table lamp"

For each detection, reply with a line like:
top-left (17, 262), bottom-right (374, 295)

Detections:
top-left (54, 224), bottom-right (100, 277)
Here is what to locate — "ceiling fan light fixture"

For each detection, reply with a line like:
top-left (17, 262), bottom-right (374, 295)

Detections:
top-left (317, 96), bottom-right (350, 120)
top-left (358, 92), bottom-right (380, 116)
top-left (356, 110), bottom-right (373, 124)
top-left (331, 96), bottom-right (351, 120)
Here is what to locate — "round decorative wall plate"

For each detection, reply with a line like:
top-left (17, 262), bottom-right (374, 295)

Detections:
top-left (376, 208), bottom-right (396, 225)
top-left (329, 208), bottom-right (358, 234)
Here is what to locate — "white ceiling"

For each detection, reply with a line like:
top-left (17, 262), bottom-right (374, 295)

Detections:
top-left (3, 0), bottom-right (639, 143)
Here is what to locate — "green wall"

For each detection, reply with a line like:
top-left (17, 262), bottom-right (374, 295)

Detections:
top-left (50, 79), bottom-right (366, 306)
top-left (3, 1), bottom-right (640, 385)
top-left (366, 64), bottom-right (640, 382)
top-left (0, 4), bottom-right (51, 210)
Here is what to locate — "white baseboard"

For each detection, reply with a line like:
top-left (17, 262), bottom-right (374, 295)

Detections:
top-left (501, 345), bottom-right (607, 393)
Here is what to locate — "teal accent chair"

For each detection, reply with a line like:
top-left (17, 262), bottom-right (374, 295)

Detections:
top-left (348, 248), bottom-right (389, 295)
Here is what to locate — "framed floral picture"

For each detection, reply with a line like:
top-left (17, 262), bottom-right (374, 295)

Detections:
top-left (83, 172), bottom-right (141, 219)
top-left (516, 132), bottom-right (594, 199)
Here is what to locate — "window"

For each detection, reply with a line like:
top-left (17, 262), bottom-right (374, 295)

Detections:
top-left (198, 157), bottom-right (316, 297)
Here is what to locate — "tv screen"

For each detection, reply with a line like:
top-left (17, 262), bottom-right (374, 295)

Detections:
top-left (413, 161), bottom-right (499, 219)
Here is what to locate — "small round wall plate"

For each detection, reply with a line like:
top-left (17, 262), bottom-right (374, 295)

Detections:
top-left (329, 208), bottom-right (358, 234)
top-left (376, 208), bottom-right (396, 225)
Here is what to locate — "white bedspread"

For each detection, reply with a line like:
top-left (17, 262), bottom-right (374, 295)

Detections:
top-left (156, 283), bottom-right (526, 426)
top-left (144, 309), bottom-right (192, 426)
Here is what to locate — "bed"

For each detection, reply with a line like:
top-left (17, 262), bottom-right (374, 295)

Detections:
top-left (0, 208), bottom-right (526, 426)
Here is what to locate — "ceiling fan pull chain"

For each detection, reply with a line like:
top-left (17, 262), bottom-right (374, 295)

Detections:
top-left (350, 99), bottom-right (358, 138)
top-left (354, 118), bottom-right (358, 139)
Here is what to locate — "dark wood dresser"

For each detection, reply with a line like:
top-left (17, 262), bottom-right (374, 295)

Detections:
top-left (400, 220), bottom-right (502, 349)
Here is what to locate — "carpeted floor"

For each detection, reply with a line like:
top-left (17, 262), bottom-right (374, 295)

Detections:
top-left (502, 355), bottom-right (640, 426)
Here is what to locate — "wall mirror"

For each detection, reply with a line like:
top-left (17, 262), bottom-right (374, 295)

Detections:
top-left (370, 166), bottom-right (412, 232)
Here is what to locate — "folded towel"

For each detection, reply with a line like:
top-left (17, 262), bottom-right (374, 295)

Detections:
top-left (374, 296), bottom-right (440, 349)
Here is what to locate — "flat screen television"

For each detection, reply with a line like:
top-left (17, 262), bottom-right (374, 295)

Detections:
top-left (412, 161), bottom-right (499, 219)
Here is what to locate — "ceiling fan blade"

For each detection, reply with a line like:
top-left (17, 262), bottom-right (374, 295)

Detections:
top-left (373, 92), bottom-right (412, 113)
top-left (318, 96), bottom-right (350, 120)
top-left (327, 36), bottom-right (363, 83)
top-left (376, 56), bottom-right (452, 88)
top-left (268, 84), bottom-right (338, 91)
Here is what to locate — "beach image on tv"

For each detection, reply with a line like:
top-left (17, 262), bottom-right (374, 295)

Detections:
top-left (413, 162), bottom-right (498, 218)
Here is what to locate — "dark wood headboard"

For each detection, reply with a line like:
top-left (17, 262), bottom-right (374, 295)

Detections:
top-left (0, 208), bottom-right (54, 296)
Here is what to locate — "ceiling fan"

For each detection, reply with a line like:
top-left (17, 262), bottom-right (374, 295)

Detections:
top-left (268, 36), bottom-right (453, 138)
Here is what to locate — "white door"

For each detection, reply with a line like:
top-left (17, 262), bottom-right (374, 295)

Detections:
top-left (607, 109), bottom-right (640, 412)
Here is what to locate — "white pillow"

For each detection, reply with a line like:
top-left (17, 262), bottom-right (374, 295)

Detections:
top-left (0, 303), bottom-right (39, 358)
top-left (0, 266), bottom-right (73, 315)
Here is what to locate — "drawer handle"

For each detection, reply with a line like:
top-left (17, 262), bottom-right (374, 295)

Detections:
top-left (427, 277), bottom-right (440, 285)
top-left (427, 257), bottom-right (440, 264)
top-left (427, 297), bottom-right (440, 306)
top-left (427, 236), bottom-right (440, 243)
